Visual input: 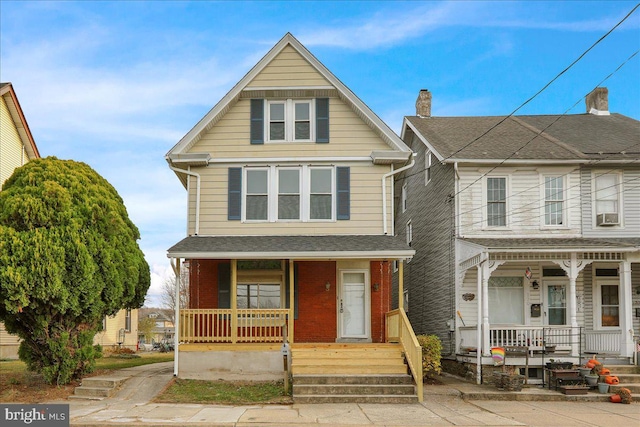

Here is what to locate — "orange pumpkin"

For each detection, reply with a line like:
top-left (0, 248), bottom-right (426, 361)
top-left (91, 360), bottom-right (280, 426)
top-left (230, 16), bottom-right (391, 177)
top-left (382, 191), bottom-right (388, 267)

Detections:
top-left (605, 376), bottom-right (619, 385)
top-left (600, 368), bottom-right (611, 375)
top-left (588, 358), bottom-right (601, 366)
top-left (610, 394), bottom-right (622, 403)
top-left (586, 362), bottom-right (595, 369)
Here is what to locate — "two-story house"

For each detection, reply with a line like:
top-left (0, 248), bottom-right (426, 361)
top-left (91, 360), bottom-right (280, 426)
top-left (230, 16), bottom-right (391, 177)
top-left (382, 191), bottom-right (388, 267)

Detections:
top-left (0, 82), bottom-right (40, 359)
top-left (395, 88), bottom-right (639, 384)
top-left (165, 34), bottom-right (421, 402)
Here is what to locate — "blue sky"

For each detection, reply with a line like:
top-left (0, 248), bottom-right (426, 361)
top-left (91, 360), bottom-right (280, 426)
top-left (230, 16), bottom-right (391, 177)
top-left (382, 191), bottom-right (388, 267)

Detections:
top-left (1, 1), bottom-right (639, 307)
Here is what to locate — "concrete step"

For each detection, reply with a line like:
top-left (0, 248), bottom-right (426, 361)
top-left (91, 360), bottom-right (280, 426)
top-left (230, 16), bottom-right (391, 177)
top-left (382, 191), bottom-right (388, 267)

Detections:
top-left (293, 384), bottom-right (415, 396)
top-left (292, 357), bottom-right (406, 366)
top-left (71, 376), bottom-right (127, 400)
top-left (605, 365), bottom-right (640, 374)
top-left (609, 383), bottom-right (640, 393)
top-left (293, 394), bottom-right (419, 404)
top-left (294, 374), bottom-right (413, 385)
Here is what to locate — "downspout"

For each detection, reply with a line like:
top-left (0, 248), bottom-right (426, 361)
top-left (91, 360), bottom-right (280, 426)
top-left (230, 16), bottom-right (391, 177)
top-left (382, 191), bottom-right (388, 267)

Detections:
top-left (454, 162), bottom-right (460, 238)
top-left (170, 258), bottom-right (180, 377)
top-left (168, 164), bottom-right (202, 235)
top-left (382, 153), bottom-right (416, 235)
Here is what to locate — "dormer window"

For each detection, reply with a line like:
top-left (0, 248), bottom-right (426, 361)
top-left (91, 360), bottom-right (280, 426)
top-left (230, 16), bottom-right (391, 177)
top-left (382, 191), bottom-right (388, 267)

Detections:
top-left (267, 100), bottom-right (314, 142)
top-left (251, 98), bottom-right (329, 144)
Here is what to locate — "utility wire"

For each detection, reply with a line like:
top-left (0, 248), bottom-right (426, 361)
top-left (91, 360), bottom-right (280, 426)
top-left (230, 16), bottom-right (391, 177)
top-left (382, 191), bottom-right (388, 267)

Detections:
top-left (441, 3), bottom-right (640, 163)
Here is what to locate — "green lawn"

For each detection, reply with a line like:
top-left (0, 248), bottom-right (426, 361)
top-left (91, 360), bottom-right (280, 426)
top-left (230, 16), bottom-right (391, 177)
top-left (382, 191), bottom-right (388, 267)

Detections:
top-left (154, 378), bottom-right (293, 405)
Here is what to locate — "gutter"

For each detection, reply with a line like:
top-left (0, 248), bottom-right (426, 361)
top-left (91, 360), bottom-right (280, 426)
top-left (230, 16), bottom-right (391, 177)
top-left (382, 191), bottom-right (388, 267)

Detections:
top-left (382, 153), bottom-right (416, 235)
top-left (168, 164), bottom-right (202, 236)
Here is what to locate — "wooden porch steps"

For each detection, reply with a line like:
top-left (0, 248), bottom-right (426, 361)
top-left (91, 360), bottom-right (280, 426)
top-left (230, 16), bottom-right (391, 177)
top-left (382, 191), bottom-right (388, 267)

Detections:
top-left (291, 343), bottom-right (418, 403)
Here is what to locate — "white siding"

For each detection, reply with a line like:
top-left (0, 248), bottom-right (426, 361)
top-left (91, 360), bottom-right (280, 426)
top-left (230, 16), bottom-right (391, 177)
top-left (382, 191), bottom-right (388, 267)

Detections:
top-left (457, 166), bottom-right (582, 237)
top-left (0, 96), bottom-right (26, 185)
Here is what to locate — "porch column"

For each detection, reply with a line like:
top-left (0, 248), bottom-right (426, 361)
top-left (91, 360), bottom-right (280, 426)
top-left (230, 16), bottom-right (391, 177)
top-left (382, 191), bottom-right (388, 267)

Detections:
top-left (481, 260), bottom-right (503, 356)
top-left (231, 259), bottom-right (237, 344)
top-left (476, 263), bottom-right (482, 384)
top-left (619, 260), bottom-right (633, 358)
top-left (289, 259), bottom-right (295, 344)
top-left (553, 255), bottom-right (589, 358)
top-left (398, 260), bottom-right (404, 311)
top-left (172, 258), bottom-right (181, 377)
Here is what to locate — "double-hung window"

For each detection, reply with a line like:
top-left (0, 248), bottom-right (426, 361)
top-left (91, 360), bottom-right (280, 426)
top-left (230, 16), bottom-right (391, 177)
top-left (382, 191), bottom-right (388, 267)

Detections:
top-left (401, 184), bottom-right (408, 213)
top-left (237, 283), bottom-right (281, 309)
top-left (278, 168), bottom-right (301, 220)
top-left (235, 166), bottom-right (347, 222)
top-left (544, 176), bottom-right (564, 226)
top-left (594, 172), bottom-right (621, 226)
top-left (487, 177), bottom-right (507, 227)
top-left (488, 277), bottom-right (524, 324)
top-left (310, 168), bottom-right (333, 220)
top-left (266, 99), bottom-right (314, 142)
top-left (245, 169), bottom-right (269, 221)
top-left (425, 151), bottom-right (432, 185)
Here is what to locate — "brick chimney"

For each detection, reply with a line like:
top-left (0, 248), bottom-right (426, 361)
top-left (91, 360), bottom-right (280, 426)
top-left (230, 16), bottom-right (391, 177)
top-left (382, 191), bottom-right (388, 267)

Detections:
top-left (586, 87), bottom-right (610, 116)
top-left (416, 89), bottom-right (432, 117)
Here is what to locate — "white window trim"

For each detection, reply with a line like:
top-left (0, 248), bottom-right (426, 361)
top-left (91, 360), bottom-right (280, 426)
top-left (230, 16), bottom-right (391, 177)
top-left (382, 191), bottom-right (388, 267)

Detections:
top-left (242, 165), bottom-right (335, 223)
top-left (401, 183), bottom-right (408, 213)
top-left (593, 278), bottom-right (621, 330)
top-left (483, 175), bottom-right (509, 229)
top-left (592, 171), bottom-right (623, 227)
top-left (265, 99), bottom-right (315, 143)
top-left (540, 174), bottom-right (567, 228)
top-left (425, 151), bottom-right (432, 185)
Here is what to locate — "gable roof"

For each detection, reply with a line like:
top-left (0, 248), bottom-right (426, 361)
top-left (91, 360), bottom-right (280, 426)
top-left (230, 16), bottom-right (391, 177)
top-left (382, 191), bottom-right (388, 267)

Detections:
top-left (404, 113), bottom-right (639, 164)
top-left (166, 33), bottom-right (411, 162)
top-left (0, 82), bottom-right (39, 160)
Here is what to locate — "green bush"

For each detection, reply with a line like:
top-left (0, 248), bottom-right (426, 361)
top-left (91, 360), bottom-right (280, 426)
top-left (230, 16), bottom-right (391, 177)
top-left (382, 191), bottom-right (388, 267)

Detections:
top-left (416, 334), bottom-right (442, 379)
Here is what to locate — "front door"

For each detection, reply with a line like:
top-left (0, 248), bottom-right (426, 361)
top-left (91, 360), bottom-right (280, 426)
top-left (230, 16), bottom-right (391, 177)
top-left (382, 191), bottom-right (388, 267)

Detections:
top-left (338, 270), bottom-right (370, 339)
top-left (544, 281), bottom-right (567, 325)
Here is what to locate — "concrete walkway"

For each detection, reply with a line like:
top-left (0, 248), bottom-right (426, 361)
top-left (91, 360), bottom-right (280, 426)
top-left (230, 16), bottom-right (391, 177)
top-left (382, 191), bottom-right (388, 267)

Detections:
top-left (67, 363), bottom-right (640, 426)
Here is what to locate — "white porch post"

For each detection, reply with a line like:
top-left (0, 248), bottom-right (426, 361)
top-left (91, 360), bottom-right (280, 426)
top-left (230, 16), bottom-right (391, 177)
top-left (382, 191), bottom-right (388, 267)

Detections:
top-left (620, 260), bottom-right (633, 358)
top-left (552, 254), bottom-right (589, 358)
top-left (398, 260), bottom-right (404, 311)
top-left (476, 263), bottom-right (482, 384)
top-left (481, 260), bottom-right (503, 356)
top-left (171, 258), bottom-right (181, 377)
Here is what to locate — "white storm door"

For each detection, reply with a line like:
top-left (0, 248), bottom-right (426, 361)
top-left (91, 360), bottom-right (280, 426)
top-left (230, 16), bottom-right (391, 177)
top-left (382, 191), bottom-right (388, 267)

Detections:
top-left (544, 281), bottom-right (567, 325)
top-left (339, 271), bottom-right (370, 339)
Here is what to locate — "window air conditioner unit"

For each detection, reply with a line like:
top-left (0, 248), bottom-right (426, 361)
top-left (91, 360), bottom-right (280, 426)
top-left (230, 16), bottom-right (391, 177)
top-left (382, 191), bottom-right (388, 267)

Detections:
top-left (596, 213), bottom-right (619, 226)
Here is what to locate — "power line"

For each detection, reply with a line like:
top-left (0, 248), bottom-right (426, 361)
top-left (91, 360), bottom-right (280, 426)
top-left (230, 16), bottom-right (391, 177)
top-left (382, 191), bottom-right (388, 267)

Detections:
top-left (440, 3), bottom-right (640, 163)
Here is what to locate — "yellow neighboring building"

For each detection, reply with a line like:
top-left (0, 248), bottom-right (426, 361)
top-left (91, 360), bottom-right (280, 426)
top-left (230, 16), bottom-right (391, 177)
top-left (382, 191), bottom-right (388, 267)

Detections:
top-left (93, 309), bottom-right (139, 351)
top-left (0, 82), bottom-right (139, 357)
top-left (0, 82), bottom-right (39, 359)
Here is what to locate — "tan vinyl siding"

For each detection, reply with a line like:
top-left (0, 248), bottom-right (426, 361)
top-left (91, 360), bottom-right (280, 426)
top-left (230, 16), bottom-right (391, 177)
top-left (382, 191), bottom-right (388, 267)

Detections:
top-left (188, 163), bottom-right (392, 236)
top-left (246, 45), bottom-right (331, 88)
top-left (189, 97), bottom-right (390, 158)
top-left (0, 96), bottom-right (27, 186)
top-left (93, 309), bottom-right (139, 350)
top-left (458, 166), bottom-right (582, 236)
top-left (0, 324), bottom-right (20, 359)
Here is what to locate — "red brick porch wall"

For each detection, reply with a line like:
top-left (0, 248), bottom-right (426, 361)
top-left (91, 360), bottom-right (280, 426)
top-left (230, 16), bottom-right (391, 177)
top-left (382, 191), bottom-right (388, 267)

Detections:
top-left (370, 260), bottom-right (392, 343)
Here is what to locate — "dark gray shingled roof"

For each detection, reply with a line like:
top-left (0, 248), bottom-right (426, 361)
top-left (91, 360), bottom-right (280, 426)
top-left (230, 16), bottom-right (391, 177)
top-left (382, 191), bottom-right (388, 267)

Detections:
top-left (167, 235), bottom-right (415, 259)
top-left (461, 237), bottom-right (640, 251)
top-left (406, 113), bottom-right (640, 161)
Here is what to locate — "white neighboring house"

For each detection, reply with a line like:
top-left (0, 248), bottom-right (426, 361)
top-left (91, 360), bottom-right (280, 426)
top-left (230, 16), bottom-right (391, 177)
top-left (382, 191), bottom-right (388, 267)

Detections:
top-left (395, 87), bottom-right (639, 384)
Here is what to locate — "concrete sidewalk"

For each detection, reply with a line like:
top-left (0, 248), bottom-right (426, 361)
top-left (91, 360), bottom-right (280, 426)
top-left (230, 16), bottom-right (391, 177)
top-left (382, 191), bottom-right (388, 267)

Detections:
top-left (67, 363), bottom-right (640, 426)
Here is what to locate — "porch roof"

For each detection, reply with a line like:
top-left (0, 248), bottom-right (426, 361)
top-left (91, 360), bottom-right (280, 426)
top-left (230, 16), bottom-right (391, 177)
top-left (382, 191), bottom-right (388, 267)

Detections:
top-left (167, 235), bottom-right (416, 260)
top-left (460, 237), bottom-right (640, 253)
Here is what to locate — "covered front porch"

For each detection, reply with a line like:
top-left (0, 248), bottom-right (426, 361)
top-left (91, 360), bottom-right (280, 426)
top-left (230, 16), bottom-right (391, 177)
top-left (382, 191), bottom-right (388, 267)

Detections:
top-left (455, 238), bottom-right (639, 383)
top-left (166, 234), bottom-right (422, 399)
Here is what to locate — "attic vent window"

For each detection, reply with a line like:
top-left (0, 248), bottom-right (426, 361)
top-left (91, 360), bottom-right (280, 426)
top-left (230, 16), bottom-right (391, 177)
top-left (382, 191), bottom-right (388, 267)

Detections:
top-left (267, 99), bottom-right (314, 142)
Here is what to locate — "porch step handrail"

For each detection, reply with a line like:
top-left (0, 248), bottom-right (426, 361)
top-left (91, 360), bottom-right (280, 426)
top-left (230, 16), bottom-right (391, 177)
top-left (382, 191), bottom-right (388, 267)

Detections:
top-left (386, 308), bottom-right (423, 402)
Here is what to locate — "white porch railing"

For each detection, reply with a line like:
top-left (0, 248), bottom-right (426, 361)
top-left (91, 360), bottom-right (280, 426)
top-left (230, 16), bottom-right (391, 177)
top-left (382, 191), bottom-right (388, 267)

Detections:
top-left (180, 309), bottom-right (288, 343)
top-left (386, 308), bottom-right (423, 402)
top-left (490, 326), bottom-right (575, 350)
top-left (584, 331), bottom-right (622, 353)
